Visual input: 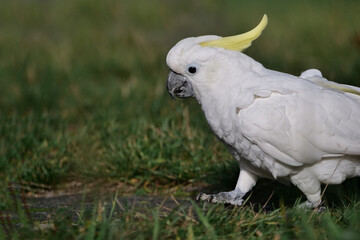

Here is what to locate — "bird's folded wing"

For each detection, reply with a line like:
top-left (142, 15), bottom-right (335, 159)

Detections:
top-left (237, 85), bottom-right (360, 167)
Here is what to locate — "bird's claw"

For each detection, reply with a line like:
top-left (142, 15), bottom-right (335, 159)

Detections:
top-left (196, 192), bottom-right (244, 206)
top-left (297, 200), bottom-right (326, 213)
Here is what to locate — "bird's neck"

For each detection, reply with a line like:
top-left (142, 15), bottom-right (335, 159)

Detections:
top-left (193, 54), bottom-right (266, 134)
top-left (194, 86), bottom-right (237, 135)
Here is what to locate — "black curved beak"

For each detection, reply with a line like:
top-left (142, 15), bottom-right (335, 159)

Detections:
top-left (167, 71), bottom-right (194, 99)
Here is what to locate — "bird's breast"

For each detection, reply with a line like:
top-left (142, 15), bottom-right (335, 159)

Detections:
top-left (204, 105), bottom-right (293, 179)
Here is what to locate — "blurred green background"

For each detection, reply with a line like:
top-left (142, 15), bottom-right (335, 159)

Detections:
top-left (0, 0), bottom-right (359, 196)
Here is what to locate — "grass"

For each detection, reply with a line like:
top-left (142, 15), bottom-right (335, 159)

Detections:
top-left (2, 193), bottom-right (360, 239)
top-left (0, 0), bottom-right (359, 239)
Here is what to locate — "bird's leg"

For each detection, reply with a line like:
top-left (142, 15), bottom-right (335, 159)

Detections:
top-left (290, 170), bottom-right (324, 211)
top-left (197, 170), bottom-right (257, 206)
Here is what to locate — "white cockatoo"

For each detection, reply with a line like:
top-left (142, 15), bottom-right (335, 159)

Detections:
top-left (166, 15), bottom-right (360, 208)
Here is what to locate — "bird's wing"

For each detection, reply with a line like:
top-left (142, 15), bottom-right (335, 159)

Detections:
top-left (237, 76), bottom-right (360, 167)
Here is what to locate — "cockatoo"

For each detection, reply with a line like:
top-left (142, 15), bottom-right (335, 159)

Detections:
top-left (166, 15), bottom-right (360, 208)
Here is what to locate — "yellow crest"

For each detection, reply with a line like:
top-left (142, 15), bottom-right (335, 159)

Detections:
top-left (200, 14), bottom-right (268, 51)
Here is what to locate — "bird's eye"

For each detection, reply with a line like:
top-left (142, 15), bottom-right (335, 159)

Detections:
top-left (187, 66), bottom-right (197, 74)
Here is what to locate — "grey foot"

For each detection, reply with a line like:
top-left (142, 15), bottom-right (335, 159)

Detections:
top-left (297, 200), bottom-right (326, 213)
top-left (196, 189), bottom-right (245, 206)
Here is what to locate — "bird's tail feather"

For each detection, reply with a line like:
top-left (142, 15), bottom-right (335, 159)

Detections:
top-left (300, 69), bottom-right (360, 101)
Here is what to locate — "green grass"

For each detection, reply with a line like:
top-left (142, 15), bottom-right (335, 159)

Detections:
top-left (3, 194), bottom-right (360, 239)
top-left (0, 0), bottom-right (360, 239)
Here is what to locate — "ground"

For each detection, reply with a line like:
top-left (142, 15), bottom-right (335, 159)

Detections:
top-left (3, 178), bottom-right (360, 239)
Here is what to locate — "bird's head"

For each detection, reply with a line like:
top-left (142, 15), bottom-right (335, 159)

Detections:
top-left (166, 14), bottom-right (268, 99)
